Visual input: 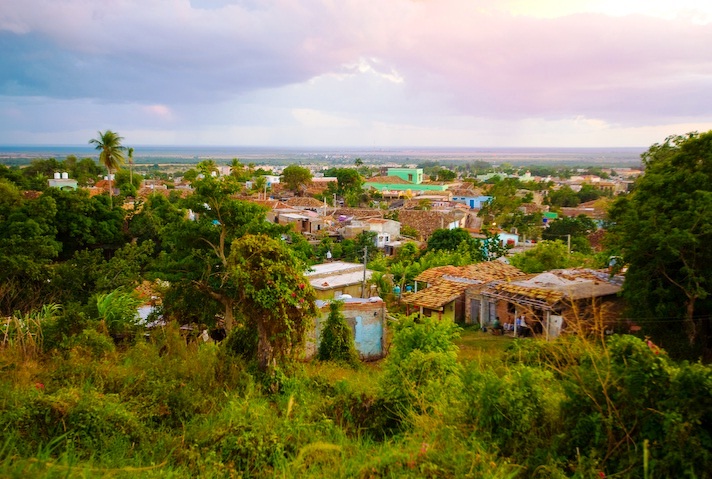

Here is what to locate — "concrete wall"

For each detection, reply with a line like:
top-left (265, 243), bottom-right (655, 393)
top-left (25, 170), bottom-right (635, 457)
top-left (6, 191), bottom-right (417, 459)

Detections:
top-left (312, 284), bottom-right (364, 300)
top-left (306, 299), bottom-right (386, 360)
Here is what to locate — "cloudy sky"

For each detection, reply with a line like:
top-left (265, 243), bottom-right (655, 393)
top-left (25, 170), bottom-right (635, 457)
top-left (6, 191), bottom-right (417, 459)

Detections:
top-left (1, 0), bottom-right (711, 147)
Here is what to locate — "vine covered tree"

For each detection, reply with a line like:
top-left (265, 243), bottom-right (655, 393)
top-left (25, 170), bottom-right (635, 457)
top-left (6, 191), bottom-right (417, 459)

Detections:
top-left (609, 131), bottom-right (712, 360)
top-left (90, 130), bottom-right (126, 209)
top-left (158, 176), bottom-right (283, 330)
top-left (228, 234), bottom-right (318, 371)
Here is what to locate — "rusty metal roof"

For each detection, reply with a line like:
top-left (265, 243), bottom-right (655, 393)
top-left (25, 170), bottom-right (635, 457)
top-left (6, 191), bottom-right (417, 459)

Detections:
top-left (402, 280), bottom-right (469, 310)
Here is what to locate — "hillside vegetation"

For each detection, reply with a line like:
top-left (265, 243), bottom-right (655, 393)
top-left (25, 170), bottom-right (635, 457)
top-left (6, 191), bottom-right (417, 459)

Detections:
top-left (2, 315), bottom-right (710, 478)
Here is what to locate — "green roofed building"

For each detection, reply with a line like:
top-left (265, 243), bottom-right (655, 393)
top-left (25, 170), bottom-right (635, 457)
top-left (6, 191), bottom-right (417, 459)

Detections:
top-left (387, 168), bottom-right (423, 184)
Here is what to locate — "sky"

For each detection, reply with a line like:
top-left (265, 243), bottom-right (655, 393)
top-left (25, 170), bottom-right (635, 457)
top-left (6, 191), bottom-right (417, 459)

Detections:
top-left (1, 0), bottom-right (712, 148)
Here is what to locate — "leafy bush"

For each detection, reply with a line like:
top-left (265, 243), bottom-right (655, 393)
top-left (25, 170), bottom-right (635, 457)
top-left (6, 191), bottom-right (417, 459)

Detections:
top-left (379, 315), bottom-right (463, 430)
top-left (317, 301), bottom-right (359, 366)
top-left (461, 364), bottom-right (565, 465)
top-left (93, 289), bottom-right (144, 337)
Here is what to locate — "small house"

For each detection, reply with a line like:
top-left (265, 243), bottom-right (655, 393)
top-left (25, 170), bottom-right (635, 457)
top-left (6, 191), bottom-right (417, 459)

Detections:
top-left (305, 261), bottom-right (374, 300)
top-left (306, 297), bottom-right (387, 360)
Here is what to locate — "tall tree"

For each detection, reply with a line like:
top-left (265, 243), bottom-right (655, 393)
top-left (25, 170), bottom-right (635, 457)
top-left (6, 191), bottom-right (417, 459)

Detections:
top-left (89, 130), bottom-right (126, 209)
top-left (228, 234), bottom-right (318, 371)
top-left (281, 165), bottom-right (312, 196)
top-left (158, 176), bottom-right (285, 330)
top-left (609, 131), bottom-right (712, 360)
top-left (127, 147), bottom-right (134, 186)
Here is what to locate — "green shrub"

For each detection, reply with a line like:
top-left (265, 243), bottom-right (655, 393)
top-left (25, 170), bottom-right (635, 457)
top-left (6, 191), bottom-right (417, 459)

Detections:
top-left (379, 315), bottom-right (463, 431)
top-left (317, 301), bottom-right (359, 366)
top-left (461, 363), bottom-right (565, 465)
top-left (2, 387), bottom-right (145, 458)
top-left (62, 328), bottom-right (116, 358)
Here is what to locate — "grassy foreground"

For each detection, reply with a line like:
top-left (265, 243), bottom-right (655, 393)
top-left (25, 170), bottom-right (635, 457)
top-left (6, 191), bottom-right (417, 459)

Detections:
top-left (1, 320), bottom-right (710, 478)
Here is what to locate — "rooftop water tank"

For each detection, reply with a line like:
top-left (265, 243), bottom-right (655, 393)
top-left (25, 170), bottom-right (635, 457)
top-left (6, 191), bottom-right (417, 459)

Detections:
top-left (54, 172), bottom-right (61, 179)
top-left (61, 172), bottom-right (68, 179)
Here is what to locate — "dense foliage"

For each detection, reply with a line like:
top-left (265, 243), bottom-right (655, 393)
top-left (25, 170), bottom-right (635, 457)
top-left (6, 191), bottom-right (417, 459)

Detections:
top-left (608, 132), bottom-right (712, 360)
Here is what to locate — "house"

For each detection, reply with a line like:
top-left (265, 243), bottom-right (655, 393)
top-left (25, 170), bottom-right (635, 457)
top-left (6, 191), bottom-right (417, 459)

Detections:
top-left (285, 196), bottom-right (328, 214)
top-left (404, 261), bottom-right (525, 322)
top-left (277, 211), bottom-right (326, 235)
top-left (451, 195), bottom-right (491, 209)
top-left (474, 268), bottom-right (624, 339)
top-left (305, 297), bottom-right (386, 360)
top-left (397, 209), bottom-right (467, 240)
top-left (48, 172), bottom-right (78, 191)
top-left (339, 218), bottom-right (401, 248)
top-left (388, 167), bottom-right (424, 185)
top-left (363, 173), bottom-right (449, 196)
top-left (305, 261), bottom-right (374, 300)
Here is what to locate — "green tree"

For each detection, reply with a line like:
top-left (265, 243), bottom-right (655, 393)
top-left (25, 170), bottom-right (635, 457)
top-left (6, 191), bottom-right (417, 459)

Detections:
top-left (324, 167), bottom-right (364, 197)
top-left (548, 185), bottom-right (580, 207)
top-left (426, 228), bottom-right (474, 252)
top-left (510, 240), bottom-right (580, 273)
top-left (228, 234), bottom-right (318, 371)
top-left (608, 132), bottom-right (712, 360)
top-left (577, 184), bottom-right (604, 203)
top-left (128, 193), bottom-right (184, 248)
top-left (281, 165), bottom-right (312, 196)
top-left (158, 176), bottom-right (284, 330)
top-left (0, 190), bottom-right (61, 313)
top-left (127, 147), bottom-right (135, 186)
top-left (42, 188), bottom-right (126, 259)
top-left (542, 215), bottom-right (597, 254)
top-left (89, 130), bottom-right (126, 209)
top-left (436, 168), bottom-right (457, 181)
top-left (67, 157), bottom-right (103, 186)
top-left (197, 159), bottom-right (218, 177)
top-left (317, 301), bottom-right (359, 365)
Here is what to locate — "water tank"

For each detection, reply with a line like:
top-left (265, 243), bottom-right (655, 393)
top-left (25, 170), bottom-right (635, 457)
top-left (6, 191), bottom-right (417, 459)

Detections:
top-left (54, 172), bottom-right (61, 179)
top-left (61, 172), bottom-right (68, 179)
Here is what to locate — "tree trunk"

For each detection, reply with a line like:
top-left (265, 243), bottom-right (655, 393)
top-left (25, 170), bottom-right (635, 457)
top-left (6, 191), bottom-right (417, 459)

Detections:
top-left (108, 167), bottom-right (113, 209)
top-left (685, 297), bottom-right (697, 345)
top-left (257, 319), bottom-right (273, 372)
top-left (223, 299), bottom-right (235, 331)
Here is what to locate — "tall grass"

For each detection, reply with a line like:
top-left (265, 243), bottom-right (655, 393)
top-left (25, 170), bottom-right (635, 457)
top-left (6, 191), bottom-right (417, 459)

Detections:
top-left (1, 306), bottom-right (711, 478)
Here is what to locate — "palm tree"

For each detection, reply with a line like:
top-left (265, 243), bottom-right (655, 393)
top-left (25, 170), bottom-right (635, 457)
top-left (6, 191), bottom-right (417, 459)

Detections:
top-left (127, 147), bottom-right (134, 186)
top-left (89, 130), bottom-right (126, 209)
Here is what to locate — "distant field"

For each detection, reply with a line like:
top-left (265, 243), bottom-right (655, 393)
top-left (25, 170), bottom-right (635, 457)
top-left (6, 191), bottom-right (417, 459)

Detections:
top-left (0, 145), bottom-right (645, 167)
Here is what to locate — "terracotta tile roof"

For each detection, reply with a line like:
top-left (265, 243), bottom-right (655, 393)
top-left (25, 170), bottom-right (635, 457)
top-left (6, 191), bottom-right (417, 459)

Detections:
top-left (415, 266), bottom-right (464, 283)
top-left (402, 280), bottom-right (469, 309)
top-left (397, 210), bottom-right (465, 239)
top-left (449, 187), bottom-right (484, 196)
top-left (365, 175), bottom-right (413, 184)
top-left (241, 198), bottom-right (291, 209)
top-left (333, 207), bottom-right (384, 219)
top-left (415, 261), bottom-right (525, 284)
top-left (285, 197), bottom-right (326, 208)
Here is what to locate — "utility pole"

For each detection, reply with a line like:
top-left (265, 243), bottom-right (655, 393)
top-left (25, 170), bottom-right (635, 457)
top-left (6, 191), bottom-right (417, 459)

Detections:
top-left (567, 234), bottom-right (571, 254)
top-left (362, 245), bottom-right (368, 298)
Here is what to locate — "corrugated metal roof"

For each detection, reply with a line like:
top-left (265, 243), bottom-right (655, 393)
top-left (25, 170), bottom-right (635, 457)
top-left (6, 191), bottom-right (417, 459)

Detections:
top-left (402, 280), bottom-right (469, 309)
